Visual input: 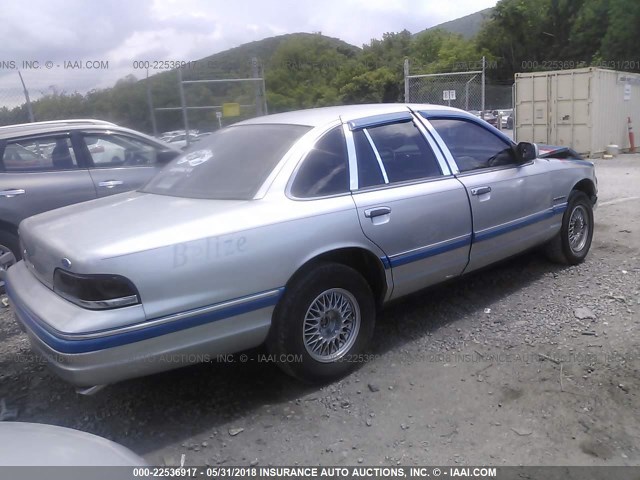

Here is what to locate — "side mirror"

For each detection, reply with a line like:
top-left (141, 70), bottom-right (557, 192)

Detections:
top-left (157, 149), bottom-right (180, 163)
top-left (515, 142), bottom-right (538, 163)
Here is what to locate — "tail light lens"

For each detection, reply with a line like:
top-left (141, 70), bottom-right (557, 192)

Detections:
top-left (53, 269), bottom-right (140, 310)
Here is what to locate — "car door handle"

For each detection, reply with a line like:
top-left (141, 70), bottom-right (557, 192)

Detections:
top-left (0, 189), bottom-right (26, 197)
top-left (98, 180), bottom-right (124, 188)
top-left (364, 207), bottom-right (391, 218)
top-left (470, 186), bottom-right (491, 196)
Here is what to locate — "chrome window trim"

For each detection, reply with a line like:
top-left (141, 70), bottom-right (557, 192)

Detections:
top-left (411, 115), bottom-right (452, 176)
top-left (362, 128), bottom-right (389, 184)
top-left (43, 288), bottom-right (283, 341)
top-left (453, 160), bottom-right (535, 177)
top-left (346, 116), bottom-right (448, 190)
top-left (287, 191), bottom-right (354, 202)
top-left (342, 123), bottom-right (359, 191)
top-left (413, 116), bottom-right (460, 174)
top-left (3, 132), bottom-right (73, 143)
top-left (351, 174), bottom-right (456, 195)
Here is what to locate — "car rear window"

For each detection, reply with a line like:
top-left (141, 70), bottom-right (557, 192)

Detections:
top-left (142, 124), bottom-right (311, 200)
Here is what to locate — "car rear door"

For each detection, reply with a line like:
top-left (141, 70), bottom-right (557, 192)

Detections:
top-left (345, 112), bottom-right (472, 300)
top-left (421, 115), bottom-right (555, 272)
top-left (0, 133), bottom-right (96, 227)
top-left (78, 131), bottom-right (174, 197)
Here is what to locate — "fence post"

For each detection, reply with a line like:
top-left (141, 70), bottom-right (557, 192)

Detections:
top-left (465, 82), bottom-right (469, 111)
top-left (512, 82), bottom-right (516, 141)
top-left (404, 58), bottom-right (410, 102)
top-left (261, 62), bottom-right (268, 115)
top-left (17, 71), bottom-right (34, 123)
top-left (481, 56), bottom-right (486, 118)
top-left (252, 57), bottom-right (264, 116)
top-left (177, 67), bottom-right (190, 146)
top-left (146, 69), bottom-right (158, 138)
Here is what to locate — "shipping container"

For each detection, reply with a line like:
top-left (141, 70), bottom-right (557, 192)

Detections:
top-left (514, 68), bottom-right (640, 157)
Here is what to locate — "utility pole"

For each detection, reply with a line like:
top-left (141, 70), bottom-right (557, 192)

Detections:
top-left (146, 69), bottom-right (158, 137)
top-left (252, 57), bottom-right (264, 116)
top-left (404, 58), bottom-right (410, 102)
top-left (177, 67), bottom-right (190, 146)
top-left (481, 56), bottom-right (486, 117)
top-left (17, 71), bottom-right (35, 123)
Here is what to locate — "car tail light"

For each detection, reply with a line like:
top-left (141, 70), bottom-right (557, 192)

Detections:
top-left (53, 269), bottom-right (140, 310)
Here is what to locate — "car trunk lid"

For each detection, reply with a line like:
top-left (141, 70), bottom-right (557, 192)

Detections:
top-left (19, 191), bottom-right (248, 289)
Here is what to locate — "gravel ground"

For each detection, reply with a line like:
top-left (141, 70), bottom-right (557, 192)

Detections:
top-left (0, 155), bottom-right (638, 466)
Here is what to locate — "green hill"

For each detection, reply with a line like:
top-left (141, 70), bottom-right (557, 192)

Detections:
top-left (417, 7), bottom-right (494, 39)
top-left (142, 33), bottom-right (361, 130)
top-left (182, 32), bottom-right (360, 80)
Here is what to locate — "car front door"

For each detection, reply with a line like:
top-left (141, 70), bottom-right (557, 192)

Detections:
top-left (423, 115), bottom-right (555, 272)
top-left (346, 113), bottom-right (472, 299)
top-left (0, 133), bottom-right (96, 227)
top-left (79, 131), bottom-right (172, 197)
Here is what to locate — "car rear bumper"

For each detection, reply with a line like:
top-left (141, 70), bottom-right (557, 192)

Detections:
top-left (6, 261), bottom-right (277, 387)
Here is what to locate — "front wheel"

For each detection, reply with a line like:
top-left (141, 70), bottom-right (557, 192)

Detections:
top-left (267, 263), bottom-right (376, 383)
top-left (545, 191), bottom-right (594, 264)
top-left (0, 230), bottom-right (20, 291)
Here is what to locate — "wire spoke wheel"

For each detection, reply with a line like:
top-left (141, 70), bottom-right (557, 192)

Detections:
top-left (303, 288), bottom-right (360, 363)
top-left (0, 244), bottom-right (16, 289)
top-left (568, 205), bottom-right (589, 254)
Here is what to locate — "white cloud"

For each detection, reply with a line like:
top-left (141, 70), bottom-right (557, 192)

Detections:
top-left (0, 0), bottom-right (497, 106)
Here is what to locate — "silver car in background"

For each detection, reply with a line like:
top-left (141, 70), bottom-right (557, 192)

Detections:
top-left (0, 422), bottom-right (146, 466)
top-left (0, 119), bottom-right (181, 277)
top-left (6, 104), bottom-right (597, 389)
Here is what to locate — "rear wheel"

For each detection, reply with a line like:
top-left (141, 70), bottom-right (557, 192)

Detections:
top-left (267, 263), bottom-right (376, 383)
top-left (545, 191), bottom-right (594, 264)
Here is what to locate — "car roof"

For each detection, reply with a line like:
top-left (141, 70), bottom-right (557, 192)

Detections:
top-left (237, 103), bottom-right (472, 127)
top-left (0, 119), bottom-right (119, 138)
top-left (0, 120), bottom-right (175, 149)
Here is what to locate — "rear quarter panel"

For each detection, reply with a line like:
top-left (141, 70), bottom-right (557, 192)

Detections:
top-left (95, 194), bottom-right (386, 322)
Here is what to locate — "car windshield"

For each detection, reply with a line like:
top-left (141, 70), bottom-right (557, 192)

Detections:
top-left (142, 124), bottom-right (311, 200)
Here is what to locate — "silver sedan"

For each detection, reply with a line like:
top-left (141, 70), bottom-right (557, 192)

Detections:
top-left (5, 104), bottom-right (597, 389)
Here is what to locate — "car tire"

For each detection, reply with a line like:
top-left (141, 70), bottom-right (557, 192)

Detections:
top-left (544, 191), bottom-right (594, 265)
top-left (267, 262), bottom-right (376, 383)
top-left (0, 230), bottom-right (20, 291)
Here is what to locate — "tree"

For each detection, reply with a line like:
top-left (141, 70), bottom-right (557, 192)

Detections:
top-left (340, 67), bottom-right (399, 103)
top-left (477, 0), bottom-right (552, 81)
top-left (601, 0), bottom-right (640, 66)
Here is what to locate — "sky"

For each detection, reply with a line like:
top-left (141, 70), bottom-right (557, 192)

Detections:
top-left (0, 0), bottom-right (497, 107)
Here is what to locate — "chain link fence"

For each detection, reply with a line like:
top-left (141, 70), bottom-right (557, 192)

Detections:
top-left (0, 59), bottom-right (268, 137)
top-left (0, 68), bottom-right (114, 127)
top-left (405, 70), bottom-right (484, 111)
top-left (148, 57), bottom-right (267, 138)
top-left (0, 87), bottom-right (32, 124)
top-left (404, 58), bottom-right (515, 115)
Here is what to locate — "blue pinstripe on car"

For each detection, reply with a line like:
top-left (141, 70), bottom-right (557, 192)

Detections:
top-left (379, 203), bottom-right (567, 269)
top-left (7, 282), bottom-right (284, 354)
